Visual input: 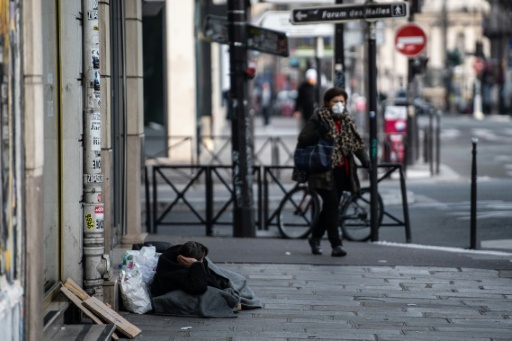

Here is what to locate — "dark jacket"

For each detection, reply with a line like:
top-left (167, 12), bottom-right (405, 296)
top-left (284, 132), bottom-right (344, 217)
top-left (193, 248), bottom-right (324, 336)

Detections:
top-left (294, 82), bottom-right (316, 122)
top-left (297, 111), bottom-right (370, 193)
top-left (150, 245), bottom-right (227, 297)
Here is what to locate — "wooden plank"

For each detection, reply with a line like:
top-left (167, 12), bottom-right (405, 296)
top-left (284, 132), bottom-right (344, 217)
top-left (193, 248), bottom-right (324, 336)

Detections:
top-left (64, 278), bottom-right (90, 301)
top-left (60, 287), bottom-right (103, 324)
top-left (83, 296), bottom-right (141, 338)
top-left (60, 286), bottom-right (120, 340)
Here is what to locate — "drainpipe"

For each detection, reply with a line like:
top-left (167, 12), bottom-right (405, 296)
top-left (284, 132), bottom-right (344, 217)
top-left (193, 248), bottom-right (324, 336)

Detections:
top-left (82, 0), bottom-right (109, 299)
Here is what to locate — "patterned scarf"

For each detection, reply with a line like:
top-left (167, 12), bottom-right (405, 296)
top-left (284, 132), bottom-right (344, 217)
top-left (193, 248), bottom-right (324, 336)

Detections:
top-left (317, 107), bottom-right (365, 168)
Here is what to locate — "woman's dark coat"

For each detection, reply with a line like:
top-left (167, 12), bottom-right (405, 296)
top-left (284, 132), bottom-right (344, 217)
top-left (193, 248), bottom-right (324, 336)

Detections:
top-left (150, 245), bottom-right (227, 297)
top-left (297, 111), bottom-right (370, 193)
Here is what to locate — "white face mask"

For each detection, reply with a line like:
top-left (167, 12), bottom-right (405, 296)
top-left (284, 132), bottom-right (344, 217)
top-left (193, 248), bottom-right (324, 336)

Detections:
top-left (332, 102), bottom-right (345, 114)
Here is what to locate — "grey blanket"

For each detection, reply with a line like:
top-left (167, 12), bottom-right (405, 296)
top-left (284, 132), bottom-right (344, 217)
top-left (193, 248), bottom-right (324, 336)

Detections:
top-left (152, 259), bottom-right (262, 318)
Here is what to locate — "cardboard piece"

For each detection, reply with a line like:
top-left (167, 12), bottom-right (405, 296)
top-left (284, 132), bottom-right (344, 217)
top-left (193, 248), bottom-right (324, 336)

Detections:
top-left (60, 286), bottom-right (104, 325)
top-left (83, 296), bottom-right (142, 338)
top-left (64, 278), bottom-right (89, 301)
top-left (60, 278), bottom-right (140, 340)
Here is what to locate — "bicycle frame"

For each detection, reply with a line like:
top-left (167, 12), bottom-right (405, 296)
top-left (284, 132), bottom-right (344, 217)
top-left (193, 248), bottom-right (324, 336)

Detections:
top-left (293, 190), bottom-right (313, 218)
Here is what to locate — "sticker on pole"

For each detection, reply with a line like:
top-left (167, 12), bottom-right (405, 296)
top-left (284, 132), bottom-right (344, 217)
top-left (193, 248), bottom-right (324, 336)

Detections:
top-left (395, 23), bottom-right (427, 57)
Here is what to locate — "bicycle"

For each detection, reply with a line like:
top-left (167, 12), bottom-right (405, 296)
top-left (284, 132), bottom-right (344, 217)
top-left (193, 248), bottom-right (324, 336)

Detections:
top-left (276, 185), bottom-right (383, 241)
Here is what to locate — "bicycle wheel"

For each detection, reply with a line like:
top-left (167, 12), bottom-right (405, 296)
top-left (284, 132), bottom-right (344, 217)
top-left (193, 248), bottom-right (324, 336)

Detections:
top-left (277, 186), bottom-right (320, 239)
top-left (340, 188), bottom-right (383, 242)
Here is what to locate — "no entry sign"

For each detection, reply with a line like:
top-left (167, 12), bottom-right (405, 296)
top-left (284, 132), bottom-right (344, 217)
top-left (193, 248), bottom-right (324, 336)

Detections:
top-left (395, 23), bottom-right (427, 57)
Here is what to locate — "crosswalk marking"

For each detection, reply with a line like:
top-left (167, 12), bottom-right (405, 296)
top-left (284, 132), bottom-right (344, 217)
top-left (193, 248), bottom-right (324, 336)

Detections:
top-left (439, 127), bottom-right (512, 143)
top-left (440, 128), bottom-right (460, 139)
top-left (410, 200), bottom-right (512, 220)
top-left (413, 200), bottom-right (512, 209)
top-left (472, 128), bottom-right (512, 143)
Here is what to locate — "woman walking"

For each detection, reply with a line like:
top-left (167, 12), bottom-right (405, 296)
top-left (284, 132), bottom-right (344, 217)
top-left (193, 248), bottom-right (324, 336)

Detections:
top-left (297, 87), bottom-right (370, 257)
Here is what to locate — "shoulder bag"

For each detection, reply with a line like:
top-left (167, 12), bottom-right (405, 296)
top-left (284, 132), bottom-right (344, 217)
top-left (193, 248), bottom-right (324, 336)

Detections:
top-left (293, 137), bottom-right (335, 173)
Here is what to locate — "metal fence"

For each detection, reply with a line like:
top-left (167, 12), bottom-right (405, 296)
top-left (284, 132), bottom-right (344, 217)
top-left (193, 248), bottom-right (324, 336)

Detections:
top-left (145, 163), bottom-right (411, 242)
top-left (145, 134), bottom-right (298, 167)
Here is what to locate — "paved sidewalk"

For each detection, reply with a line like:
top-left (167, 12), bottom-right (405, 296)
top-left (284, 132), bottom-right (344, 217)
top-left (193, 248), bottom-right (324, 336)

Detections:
top-left (130, 116), bottom-right (512, 340)
top-left (116, 236), bottom-right (512, 340)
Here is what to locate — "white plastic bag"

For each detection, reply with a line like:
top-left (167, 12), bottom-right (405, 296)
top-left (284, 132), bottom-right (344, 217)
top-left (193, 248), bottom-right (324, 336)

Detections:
top-left (132, 246), bottom-right (159, 285)
top-left (121, 247), bottom-right (159, 286)
top-left (119, 265), bottom-right (152, 314)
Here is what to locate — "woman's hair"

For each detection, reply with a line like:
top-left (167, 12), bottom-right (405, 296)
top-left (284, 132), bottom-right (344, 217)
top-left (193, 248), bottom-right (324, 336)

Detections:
top-left (179, 241), bottom-right (209, 261)
top-left (323, 87), bottom-right (348, 105)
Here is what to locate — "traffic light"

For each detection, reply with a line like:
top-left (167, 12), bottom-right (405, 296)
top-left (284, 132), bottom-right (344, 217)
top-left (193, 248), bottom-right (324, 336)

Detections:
top-left (245, 61), bottom-right (256, 79)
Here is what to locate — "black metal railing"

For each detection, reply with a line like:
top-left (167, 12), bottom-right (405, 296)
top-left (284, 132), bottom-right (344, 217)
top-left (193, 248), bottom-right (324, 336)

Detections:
top-left (147, 165), bottom-right (263, 235)
top-left (145, 163), bottom-right (411, 242)
top-left (146, 134), bottom-right (297, 167)
top-left (374, 163), bottom-right (412, 243)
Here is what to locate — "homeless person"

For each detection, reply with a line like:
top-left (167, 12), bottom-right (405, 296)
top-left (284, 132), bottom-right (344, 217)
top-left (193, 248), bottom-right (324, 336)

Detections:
top-left (150, 241), bottom-right (262, 318)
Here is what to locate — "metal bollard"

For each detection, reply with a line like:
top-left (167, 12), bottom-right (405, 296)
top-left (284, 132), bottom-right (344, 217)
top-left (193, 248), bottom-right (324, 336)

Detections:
top-left (429, 109), bottom-right (434, 176)
top-left (423, 127), bottom-right (429, 163)
top-left (435, 111), bottom-right (441, 174)
top-left (470, 138), bottom-right (478, 249)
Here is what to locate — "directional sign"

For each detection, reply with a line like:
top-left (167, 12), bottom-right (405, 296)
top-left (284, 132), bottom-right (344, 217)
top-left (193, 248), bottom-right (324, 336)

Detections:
top-left (395, 23), bottom-right (426, 57)
top-left (258, 11), bottom-right (333, 37)
top-left (247, 25), bottom-right (289, 57)
top-left (290, 2), bottom-right (408, 25)
top-left (203, 15), bottom-right (289, 57)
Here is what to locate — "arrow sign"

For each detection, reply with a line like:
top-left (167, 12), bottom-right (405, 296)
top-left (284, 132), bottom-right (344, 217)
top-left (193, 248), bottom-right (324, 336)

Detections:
top-left (258, 11), bottom-right (333, 37)
top-left (295, 11), bottom-right (308, 21)
top-left (290, 2), bottom-right (408, 25)
top-left (203, 15), bottom-right (289, 57)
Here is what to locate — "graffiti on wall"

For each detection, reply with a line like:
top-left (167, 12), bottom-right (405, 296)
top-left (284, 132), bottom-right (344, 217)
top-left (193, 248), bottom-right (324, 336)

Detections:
top-left (0, 0), bottom-right (20, 285)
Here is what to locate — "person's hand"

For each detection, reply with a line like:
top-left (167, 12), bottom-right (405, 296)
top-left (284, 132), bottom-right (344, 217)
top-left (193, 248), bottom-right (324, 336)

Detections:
top-left (177, 254), bottom-right (201, 267)
top-left (293, 111), bottom-right (301, 119)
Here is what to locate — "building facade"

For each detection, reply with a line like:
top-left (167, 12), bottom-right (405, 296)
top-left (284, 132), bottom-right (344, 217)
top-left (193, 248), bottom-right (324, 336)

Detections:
top-left (0, 0), bottom-right (146, 339)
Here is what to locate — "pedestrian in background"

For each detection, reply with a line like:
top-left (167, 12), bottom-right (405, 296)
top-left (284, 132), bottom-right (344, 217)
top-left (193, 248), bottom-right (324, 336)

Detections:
top-left (294, 68), bottom-right (318, 127)
top-left (297, 87), bottom-right (370, 257)
top-left (259, 81), bottom-right (272, 127)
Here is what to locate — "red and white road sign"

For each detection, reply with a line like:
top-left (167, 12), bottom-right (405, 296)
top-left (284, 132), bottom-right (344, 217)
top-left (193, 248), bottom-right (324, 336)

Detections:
top-left (395, 23), bottom-right (427, 57)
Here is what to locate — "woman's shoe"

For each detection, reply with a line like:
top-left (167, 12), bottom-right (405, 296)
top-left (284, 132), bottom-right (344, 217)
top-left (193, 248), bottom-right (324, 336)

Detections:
top-left (308, 238), bottom-right (322, 255)
top-left (331, 246), bottom-right (347, 257)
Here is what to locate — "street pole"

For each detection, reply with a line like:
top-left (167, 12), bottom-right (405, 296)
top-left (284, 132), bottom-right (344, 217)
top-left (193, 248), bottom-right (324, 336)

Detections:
top-left (367, 20), bottom-right (379, 242)
top-left (227, 0), bottom-right (255, 237)
top-left (315, 36), bottom-right (324, 105)
top-left (83, 0), bottom-right (108, 298)
top-left (334, 0), bottom-right (345, 90)
top-left (405, 7), bottom-right (415, 167)
top-left (470, 138), bottom-right (478, 249)
top-left (441, 1), bottom-right (450, 113)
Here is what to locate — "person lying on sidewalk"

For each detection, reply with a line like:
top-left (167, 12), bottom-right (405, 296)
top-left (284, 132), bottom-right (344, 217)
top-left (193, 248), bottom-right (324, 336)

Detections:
top-left (150, 241), bottom-right (262, 317)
